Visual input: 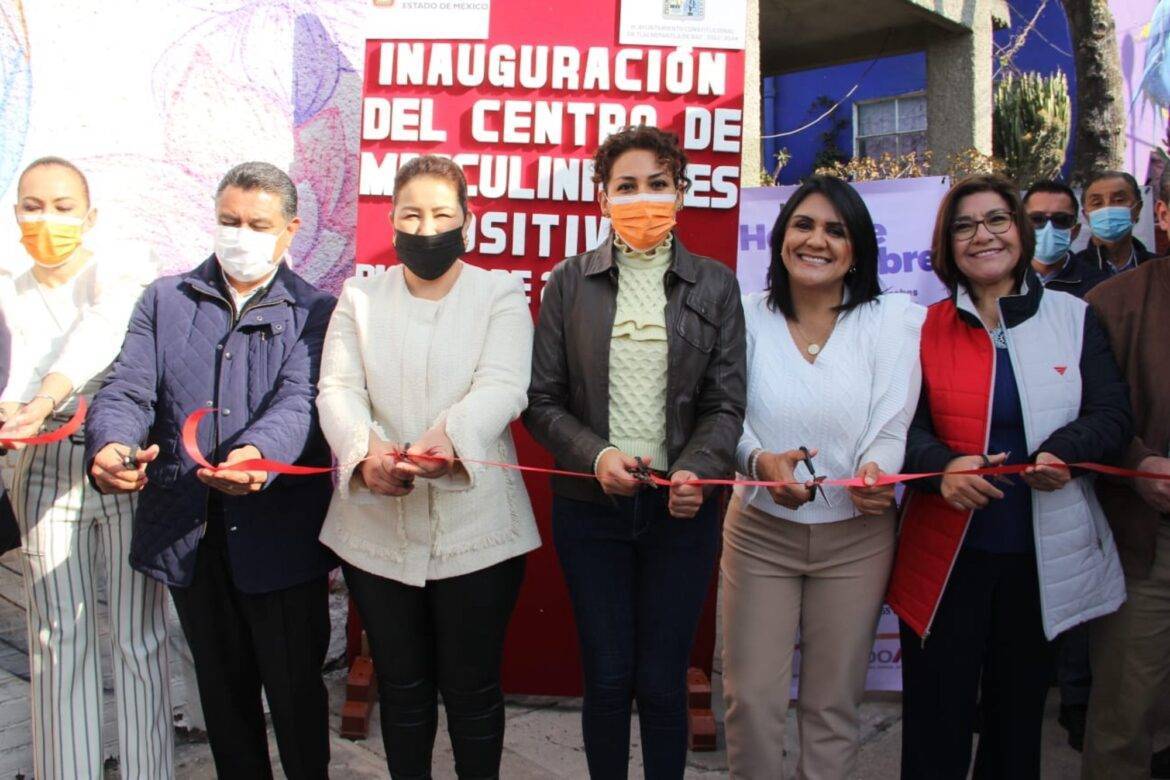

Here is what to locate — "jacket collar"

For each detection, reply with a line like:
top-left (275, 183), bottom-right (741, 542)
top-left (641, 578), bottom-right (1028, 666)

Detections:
top-left (582, 233), bottom-right (698, 283)
top-left (183, 254), bottom-right (296, 306)
top-left (953, 270), bottom-right (1043, 329)
top-left (1045, 253), bottom-right (1083, 286)
top-left (1084, 236), bottom-right (1153, 272)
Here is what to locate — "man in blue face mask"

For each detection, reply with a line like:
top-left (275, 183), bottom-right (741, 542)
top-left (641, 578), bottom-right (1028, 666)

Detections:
top-left (1073, 170), bottom-right (1154, 275)
top-left (1023, 179), bottom-right (1109, 299)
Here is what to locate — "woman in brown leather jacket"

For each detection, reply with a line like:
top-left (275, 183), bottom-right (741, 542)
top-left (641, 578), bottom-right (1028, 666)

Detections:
top-left (524, 125), bottom-right (746, 779)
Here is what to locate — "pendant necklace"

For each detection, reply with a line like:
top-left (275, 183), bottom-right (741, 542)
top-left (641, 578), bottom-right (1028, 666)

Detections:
top-left (790, 317), bottom-right (834, 357)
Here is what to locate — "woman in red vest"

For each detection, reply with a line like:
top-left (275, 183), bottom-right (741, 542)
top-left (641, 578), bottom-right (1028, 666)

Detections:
top-left (886, 174), bottom-right (1132, 779)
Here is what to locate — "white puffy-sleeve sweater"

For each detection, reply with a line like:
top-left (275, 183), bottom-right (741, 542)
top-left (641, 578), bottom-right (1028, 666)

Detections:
top-left (735, 291), bottom-right (925, 524)
top-left (316, 263), bottom-right (541, 585)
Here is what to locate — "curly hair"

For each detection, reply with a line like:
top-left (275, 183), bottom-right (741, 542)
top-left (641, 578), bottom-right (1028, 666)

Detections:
top-left (591, 125), bottom-right (691, 192)
top-left (393, 155), bottom-right (470, 215)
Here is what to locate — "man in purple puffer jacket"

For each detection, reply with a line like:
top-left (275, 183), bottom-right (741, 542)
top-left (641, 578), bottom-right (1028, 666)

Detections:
top-left (86, 162), bottom-right (337, 780)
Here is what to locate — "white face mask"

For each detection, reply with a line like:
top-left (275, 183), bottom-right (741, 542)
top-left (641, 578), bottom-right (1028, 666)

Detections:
top-left (214, 225), bottom-right (281, 283)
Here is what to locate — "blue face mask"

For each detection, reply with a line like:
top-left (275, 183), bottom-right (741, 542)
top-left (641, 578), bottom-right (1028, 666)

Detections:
top-left (1088, 206), bottom-right (1135, 243)
top-left (1033, 222), bottom-right (1073, 265)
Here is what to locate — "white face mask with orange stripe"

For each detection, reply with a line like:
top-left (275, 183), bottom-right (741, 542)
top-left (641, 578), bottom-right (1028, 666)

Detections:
top-left (606, 193), bottom-right (678, 252)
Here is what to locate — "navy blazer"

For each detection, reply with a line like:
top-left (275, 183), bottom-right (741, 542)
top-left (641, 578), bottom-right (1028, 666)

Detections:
top-left (86, 257), bottom-right (338, 593)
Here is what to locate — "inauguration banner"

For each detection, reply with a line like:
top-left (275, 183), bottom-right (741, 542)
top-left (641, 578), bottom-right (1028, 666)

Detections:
top-left (358, 1), bottom-right (747, 695)
top-left (739, 179), bottom-right (1160, 307)
top-left (737, 177), bottom-right (952, 307)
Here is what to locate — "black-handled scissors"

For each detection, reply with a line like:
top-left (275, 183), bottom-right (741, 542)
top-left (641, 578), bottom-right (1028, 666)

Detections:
top-left (631, 456), bottom-right (655, 487)
top-left (980, 451), bottom-right (1014, 486)
top-left (798, 446), bottom-right (830, 505)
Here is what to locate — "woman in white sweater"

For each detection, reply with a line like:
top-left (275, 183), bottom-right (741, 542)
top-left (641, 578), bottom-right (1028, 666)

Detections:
top-left (316, 155), bottom-right (539, 780)
top-left (0, 157), bottom-right (170, 779)
top-left (721, 175), bottom-right (925, 779)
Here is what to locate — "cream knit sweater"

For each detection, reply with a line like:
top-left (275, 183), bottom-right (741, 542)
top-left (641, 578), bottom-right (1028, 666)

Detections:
top-left (608, 235), bottom-right (672, 470)
top-left (316, 264), bottom-right (540, 586)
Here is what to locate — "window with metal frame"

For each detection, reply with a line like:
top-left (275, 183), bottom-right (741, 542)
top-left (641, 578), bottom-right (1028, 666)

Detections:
top-left (853, 93), bottom-right (927, 159)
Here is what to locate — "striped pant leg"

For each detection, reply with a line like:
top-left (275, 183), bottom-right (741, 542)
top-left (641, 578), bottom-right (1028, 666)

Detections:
top-left (13, 438), bottom-right (104, 780)
top-left (94, 486), bottom-right (174, 780)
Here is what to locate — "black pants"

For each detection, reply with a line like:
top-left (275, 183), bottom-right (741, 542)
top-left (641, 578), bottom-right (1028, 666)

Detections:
top-left (552, 491), bottom-right (720, 780)
top-left (343, 555), bottom-right (527, 780)
top-left (170, 516), bottom-right (331, 780)
top-left (900, 547), bottom-right (1055, 780)
top-left (1057, 622), bottom-right (1092, 707)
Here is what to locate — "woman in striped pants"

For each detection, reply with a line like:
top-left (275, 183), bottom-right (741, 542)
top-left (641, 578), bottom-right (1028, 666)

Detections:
top-left (0, 157), bottom-right (172, 779)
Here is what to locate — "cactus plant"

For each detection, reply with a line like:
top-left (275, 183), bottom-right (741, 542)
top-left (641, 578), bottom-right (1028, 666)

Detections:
top-left (993, 71), bottom-right (1072, 185)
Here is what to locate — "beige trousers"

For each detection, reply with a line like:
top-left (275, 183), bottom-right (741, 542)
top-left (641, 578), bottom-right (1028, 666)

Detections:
top-left (720, 495), bottom-right (895, 780)
top-left (1083, 522), bottom-right (1170, 780)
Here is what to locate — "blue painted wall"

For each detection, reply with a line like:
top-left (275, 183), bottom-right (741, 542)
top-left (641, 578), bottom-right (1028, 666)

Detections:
top-left (763, 0), bottom-right (1076, 184)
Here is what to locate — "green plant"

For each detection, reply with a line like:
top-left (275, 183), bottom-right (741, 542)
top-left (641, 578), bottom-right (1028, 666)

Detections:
top-left (993, 71), bottom-right (1071, 184)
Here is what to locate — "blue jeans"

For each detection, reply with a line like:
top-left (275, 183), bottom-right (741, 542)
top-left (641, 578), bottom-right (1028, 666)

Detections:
top-left (552, 490), bottom-right (720, 780)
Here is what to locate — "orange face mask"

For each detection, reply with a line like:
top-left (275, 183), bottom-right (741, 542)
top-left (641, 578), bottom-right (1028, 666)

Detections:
top-left (607, 193), bottom-right (678, 252)
top-left (18, 214), bottom-right (86, 267)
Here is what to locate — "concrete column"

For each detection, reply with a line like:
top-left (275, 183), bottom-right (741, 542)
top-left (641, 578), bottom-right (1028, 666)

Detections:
top-left (740, 0), bottom-right (761, 187)
top-left (925, 5), bottom-right (995, 172)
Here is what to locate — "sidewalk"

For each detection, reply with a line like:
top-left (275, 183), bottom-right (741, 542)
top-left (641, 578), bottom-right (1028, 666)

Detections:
top-left (173, 671), bottom-right (1083, 779)
top-left (0, 547), bottom-right (1087, 778)
top-left (169, 668), bottom-right (1081, 776)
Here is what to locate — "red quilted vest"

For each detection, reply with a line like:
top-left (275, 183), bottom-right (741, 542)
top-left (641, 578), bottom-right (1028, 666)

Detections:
top-left (886, 299), bottom-right (995, 639)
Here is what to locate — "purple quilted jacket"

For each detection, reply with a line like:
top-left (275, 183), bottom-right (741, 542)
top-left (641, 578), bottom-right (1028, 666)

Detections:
top-left (86, 256), bottom-right (337, 593)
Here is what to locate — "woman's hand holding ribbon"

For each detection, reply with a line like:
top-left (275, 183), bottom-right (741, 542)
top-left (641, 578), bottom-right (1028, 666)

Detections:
top-left (848, 461), bottom-right (894, 515)
top-left (757, 449), bottom-right (816, 509)
top-left (360, 434), bottom-right (413, 497)
top-left (0, 398), bottom-right (54, 451)
top-left (667, 470), bottom-right (702, 518)
top-left (595, 449), bottom-right (646, 497)
top-left (394, 425), bottom-right (459, 481)
top-left (942, 452), bottom-right (1008, 511)
top-left (1020, 451), bottom-right (1070, 492)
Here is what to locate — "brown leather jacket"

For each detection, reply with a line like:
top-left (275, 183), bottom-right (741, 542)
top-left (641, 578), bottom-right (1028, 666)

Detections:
top-left (523, 235), bottom-right (746, 505)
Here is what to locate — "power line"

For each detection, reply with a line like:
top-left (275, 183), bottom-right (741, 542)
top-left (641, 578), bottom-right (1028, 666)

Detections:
top-left (760, 28), bottom-right (894, 140)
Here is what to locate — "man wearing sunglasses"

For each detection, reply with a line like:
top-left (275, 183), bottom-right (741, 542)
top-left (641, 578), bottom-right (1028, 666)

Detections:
top-left (1022, 180), bottom-right (1108, 300)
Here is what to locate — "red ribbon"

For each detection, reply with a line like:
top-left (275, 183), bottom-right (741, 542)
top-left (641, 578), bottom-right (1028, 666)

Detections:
top-left (180, 407), bottom-right (1170, 487)
top-left (181, 407), bottom-right (336, 474)
top-left (0, 397), bottom-right (87, 449)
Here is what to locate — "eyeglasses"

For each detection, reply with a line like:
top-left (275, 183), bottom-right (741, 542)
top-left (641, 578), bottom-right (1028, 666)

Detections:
top-left (951, 210), bottom-right (1015, 241)
top-left (1027, 212), bottom-right (1078, 230)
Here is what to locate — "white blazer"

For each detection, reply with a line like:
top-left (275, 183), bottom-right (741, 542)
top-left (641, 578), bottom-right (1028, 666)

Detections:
top-left (316, 263), bottom-right (540, 586)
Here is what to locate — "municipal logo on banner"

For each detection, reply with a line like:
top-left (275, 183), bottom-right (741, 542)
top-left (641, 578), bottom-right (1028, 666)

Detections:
top-left (619, 0), bottom-right (745, 50)
top-left (365, 0), bottom-right (491, 41)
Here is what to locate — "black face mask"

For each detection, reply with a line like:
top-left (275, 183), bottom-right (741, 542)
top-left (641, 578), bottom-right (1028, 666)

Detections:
top-left (394, 226), bottom-right (466, 280)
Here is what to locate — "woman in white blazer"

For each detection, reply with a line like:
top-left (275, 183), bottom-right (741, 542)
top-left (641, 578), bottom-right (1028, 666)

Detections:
top-left (316, 155), bottom-right (539, 780)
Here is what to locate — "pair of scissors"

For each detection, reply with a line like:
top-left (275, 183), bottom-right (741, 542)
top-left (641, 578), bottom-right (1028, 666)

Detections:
top-left (980, 452), bottom-right (1015, 486)
top-left (798, 446), bottom-right (831, 506)
top-left (121, 445), bottom-right (139, 470)
top-left (631, 456), bottom-right (656, 488)
top-left (395, 442), bottom-right (416, 488)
